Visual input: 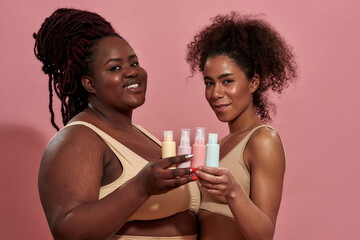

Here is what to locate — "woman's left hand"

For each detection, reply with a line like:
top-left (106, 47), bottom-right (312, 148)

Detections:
top-left (195, 166), bottom-right (239, 198)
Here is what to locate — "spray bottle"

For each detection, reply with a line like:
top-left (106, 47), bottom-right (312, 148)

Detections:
top-left (206, 133), bottom-right (220, 167)
top-left (177, 129), bottom-right (192, 168)
top-left (191, 127), bottom-right (206, 168)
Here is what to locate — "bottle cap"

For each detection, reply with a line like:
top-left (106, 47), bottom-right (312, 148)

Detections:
top-left (164, 130), bottom-right (173, 141)
top-left (208, 133), bottom-right (218, 144)
top-left (180, 129), bottom-right (190, 147)
top-left (195, 127), bottom-right (205, 145)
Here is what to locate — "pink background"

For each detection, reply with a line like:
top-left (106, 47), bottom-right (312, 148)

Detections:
top-left (1, 0), bottom-right (360, 239)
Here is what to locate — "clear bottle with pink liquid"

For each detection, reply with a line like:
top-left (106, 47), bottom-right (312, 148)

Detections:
top-left (191, 127), bottom-right (206, 168)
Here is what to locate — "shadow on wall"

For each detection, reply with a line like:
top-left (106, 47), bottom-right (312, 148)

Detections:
top-left (0, 125), bottom-right (52, 240)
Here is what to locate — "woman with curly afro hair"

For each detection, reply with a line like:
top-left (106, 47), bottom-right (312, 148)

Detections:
top-left (187, 12), bottom-right (297, 240)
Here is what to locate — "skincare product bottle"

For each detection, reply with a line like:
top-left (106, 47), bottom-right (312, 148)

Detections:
top-left (162, 130), bottom-right (176, 158)
top-left (177, 129), bottom-right (192, 168)
top-left (206, 133), bottom-right (220, 167)
top-left (191, 127), bottom-right (206, 168)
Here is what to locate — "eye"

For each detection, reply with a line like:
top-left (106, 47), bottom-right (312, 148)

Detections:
top-left (131, 61), bottom-right (139, 67)
top-left (204, 81), bottom-right (214, 86)
top-left (109, 65), bottom-right (121, 71)
top-left (223, 79), bottom-right (233, 84)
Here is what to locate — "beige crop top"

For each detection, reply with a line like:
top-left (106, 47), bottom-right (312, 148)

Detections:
top-left (63, 121), bottom-right (200, 221)
top-left (199, 125), bottom-right (285, 218)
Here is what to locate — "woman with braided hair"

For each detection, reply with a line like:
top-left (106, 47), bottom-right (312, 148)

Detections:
top-left (34, 8), bottom-right (199, 240)
top-left (187, 12), bottom-right (297, 239)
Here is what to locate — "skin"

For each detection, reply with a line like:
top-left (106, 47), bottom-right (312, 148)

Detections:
top-left (195, 55), bottom-right (285, 240)
top-left (38, 36), bottom-right (197, 240)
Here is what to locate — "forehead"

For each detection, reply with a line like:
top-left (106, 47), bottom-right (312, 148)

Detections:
top-left (93, 36), bottom-right (135, 63)
top-left (204, 55), bottom-right (242, 73)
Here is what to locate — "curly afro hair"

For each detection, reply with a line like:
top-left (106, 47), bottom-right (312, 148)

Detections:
top-left (186, 12), bottom-right (297, 122)
top-left (34, 8), bottom-right (120, 130)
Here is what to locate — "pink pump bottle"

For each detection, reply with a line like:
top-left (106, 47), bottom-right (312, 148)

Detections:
top-left (177, 129), bottom-right (192, 168)
top-left (191, 127), bottom-right (206, 168)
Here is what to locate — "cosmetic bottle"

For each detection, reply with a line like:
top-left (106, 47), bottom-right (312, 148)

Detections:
top-left (191, 127), bottom-right (206, 168)
top-left (206, 133), bottom-right (220, 167)
top-left (177, 129), bottom-right (192, 168)
top-left (162, 130), bottom-right (176, 158)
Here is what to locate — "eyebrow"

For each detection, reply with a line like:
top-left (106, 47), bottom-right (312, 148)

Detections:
top-left (204, 73), bottom-right (233, 80)
top-left (104, 54), bottom-right (137, 66)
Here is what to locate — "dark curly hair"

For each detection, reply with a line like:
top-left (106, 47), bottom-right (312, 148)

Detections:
top-left (186, 12), bottom-right (297, 122)
top-left (33, 8), bottom-right (120, 130)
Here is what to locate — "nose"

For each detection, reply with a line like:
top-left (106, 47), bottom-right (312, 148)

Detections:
top-left (211, 83), bottom-right (224, 100)
top-left (124, 65), bottom-right (138, 78)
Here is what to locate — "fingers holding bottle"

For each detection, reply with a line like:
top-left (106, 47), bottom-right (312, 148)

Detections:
top-left (195, 166), bottom-right (238, 197)
top-left (158, 154), bottom-right (194, 169)
top-left (135, 154), bottom-right (197, 197)
top-left (156, 154), bottom-right (198, 185)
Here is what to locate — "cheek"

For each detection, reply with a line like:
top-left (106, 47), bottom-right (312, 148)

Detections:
top-left (231, 83), bottom-right (250, 98)
top-left (108, 76), bottom-right (123, 90)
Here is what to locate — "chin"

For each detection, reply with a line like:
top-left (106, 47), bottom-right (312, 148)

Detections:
top-left (215, 113), bottom-right (231, 123)
top-left (129, 97), bottom-right (146, 109)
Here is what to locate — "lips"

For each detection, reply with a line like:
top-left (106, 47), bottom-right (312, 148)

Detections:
top-left (124, 83), bottom-right (140, 90)
top-left (123, 80), bottom-right (143, 92)
top-left (212, 103), bottom-right (230, 113)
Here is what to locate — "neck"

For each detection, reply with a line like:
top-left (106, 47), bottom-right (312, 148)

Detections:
top-left (228, 107), bottom-right (262, 134)
top-left (87, 101), bottom-right (133, 129)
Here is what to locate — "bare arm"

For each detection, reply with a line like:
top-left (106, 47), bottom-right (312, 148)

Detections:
top-left (197, 128), bottom-right (285, 240)
top-left (39, 126), bottom-right (194, 240)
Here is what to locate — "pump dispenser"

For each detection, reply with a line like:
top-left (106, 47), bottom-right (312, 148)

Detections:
top-left (162, 131), bottom-right (176, 158)
top-left (191, 127), bottom-right (206, 168)
top-left (206, 133), bottom-right (220, 167)
top-left (177, 129), bottom-right (192, 168)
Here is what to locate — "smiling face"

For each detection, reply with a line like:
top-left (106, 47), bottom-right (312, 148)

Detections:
top-left (203, 55), bottom-right (258, 123)
top-left (84, 36), bottom-right (147, 112)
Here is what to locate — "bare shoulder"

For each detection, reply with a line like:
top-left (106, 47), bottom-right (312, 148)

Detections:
top-left (39, 124), bottom-right (109, 213)
top-left (245, 126), bottom-right (285, 168)
top-left (39, 124), bottom-right (107, 191)
top-left (250, 127), bottom-right (283, 147)
top-left (42, 124), bottom-right (105, 163)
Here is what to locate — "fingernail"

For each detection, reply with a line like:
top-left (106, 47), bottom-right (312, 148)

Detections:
top-left (190, 168), bottom-right (197, 173)
top-left (185, 154), bottom-right (194, 159)
top-left (192, 176), bottom-right (199, 181)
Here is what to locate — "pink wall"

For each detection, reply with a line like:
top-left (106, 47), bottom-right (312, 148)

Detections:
top-left (1, 0), bottom-right (359, 239)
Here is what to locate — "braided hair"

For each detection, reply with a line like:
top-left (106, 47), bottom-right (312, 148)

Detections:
top-left (34, 8), bottom-right (120, 130)
top-left (186, 12), bottom-right (297, 122)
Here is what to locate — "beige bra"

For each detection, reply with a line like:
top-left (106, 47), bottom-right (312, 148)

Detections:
top-left (64, 121), bottom-right (200, 221)
top-left (199, 125), bottom-right (285, 218)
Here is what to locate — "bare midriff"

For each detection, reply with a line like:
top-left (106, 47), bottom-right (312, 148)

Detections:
top-left (198, 209), bottom-right (244, 240)
top-left (116, 210), bottom-right (197, 236)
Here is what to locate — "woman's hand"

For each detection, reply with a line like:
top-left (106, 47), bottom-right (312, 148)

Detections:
top-left (135, 154), bottom-right (197, 197)
top-left (195, 166), bottom-right (240, 199)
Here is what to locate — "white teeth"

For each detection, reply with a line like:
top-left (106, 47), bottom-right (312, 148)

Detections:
top-left (124, 83), bottom-right (139, 89)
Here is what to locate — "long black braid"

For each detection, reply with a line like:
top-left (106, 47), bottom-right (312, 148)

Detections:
top-left (33, 8), bottom-right (120, 130)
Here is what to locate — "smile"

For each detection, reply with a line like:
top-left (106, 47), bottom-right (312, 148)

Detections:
top-left (124, 83), bottom-right (140, 89)
top-left (212, 103), bottom-right (230, 113)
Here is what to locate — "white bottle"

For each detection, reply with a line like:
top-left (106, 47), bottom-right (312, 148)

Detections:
top-left (206, 133), bottom-right (219, 167)
top-left (177, 129), bottom-right (192, 168)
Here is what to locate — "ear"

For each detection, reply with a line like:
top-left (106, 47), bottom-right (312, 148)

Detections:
top-left (249, 74), bottom-right (260, 93)
top-left (81, 75), bottom-right (96, 93)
